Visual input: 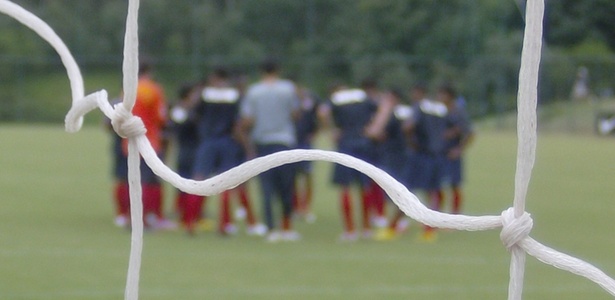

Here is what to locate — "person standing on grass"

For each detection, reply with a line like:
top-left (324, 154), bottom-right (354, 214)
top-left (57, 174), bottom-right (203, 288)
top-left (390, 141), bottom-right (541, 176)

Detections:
top-left (188, 68), bottom-right (265, 236)
top-left (292, 82), bottom-right (320, 223)
top-left (168, 83), bottom-right (205, 231)
top-left (323, 85), bottom-right (378, 242)
top-left (438, 84), bottom-right (474, 214)
top-left (128, 61), bottom-right (176, 230)
top-left (238, 59), bottom-right (300, 242)
top-left (107, 94), bottom-right (130, 228)
top-left (408, 84), bottom-right (449, 242)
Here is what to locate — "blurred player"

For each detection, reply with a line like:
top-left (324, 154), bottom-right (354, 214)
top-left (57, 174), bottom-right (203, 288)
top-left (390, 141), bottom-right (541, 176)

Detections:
top-left (190, 68), bottom-right (264, 236)
top-left (360, 78), bottom-right (387, 228)
top-left (129, 62), bottom-right (175, 230)
top-left (107, 94), bottom-right (129, 227)
top-left (410, 84), bottom-right (450, 241)
top-left (293, 82), bottom-right (319, 223)
top-left (438, 85), bottom-right (474, 214)
top-left (239, 59), bottom-right (300, 242)
top-left (168, 83), bottom-right (212, 232)
top-left (325, 86), bottom-right (378, 241)
top-left (365, 89), bottom-right (413, 240)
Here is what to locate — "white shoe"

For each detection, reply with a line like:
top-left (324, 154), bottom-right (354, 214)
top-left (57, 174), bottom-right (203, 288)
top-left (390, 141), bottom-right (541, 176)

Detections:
top-left (114, 215), bottom-right (129, 228)
top-left (234, 207), bottom-right (247, 221)
top-left (396, 218), bottom-right (411, 233)
top-left (154, 218), bottom-right (178, 231)
top-left (339, 231), bottom-right (359, 242)
top-left (372, 216), bottom-right (388, 228)
top-left (361, 230), bottom-right (374, 239)
top-left (304, 213), bottom-right (317, 224)
top-left (222, 223), bottom-right (238, 235)
top-left (281, 230), bottom-right (301, 241)
top-left (247, 223), bottom-right (268, 236)
top-left (266, 231), bottom-right (282, 243)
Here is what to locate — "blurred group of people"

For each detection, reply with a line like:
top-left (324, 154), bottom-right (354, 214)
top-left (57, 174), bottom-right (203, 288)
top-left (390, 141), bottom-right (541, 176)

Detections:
top-left (108, 59), bottom-right (474, 243)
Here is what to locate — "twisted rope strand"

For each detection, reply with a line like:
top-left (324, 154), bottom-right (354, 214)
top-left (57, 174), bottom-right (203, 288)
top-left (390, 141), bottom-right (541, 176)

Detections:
top-left (507, 0), bottom-right (544, 298)
top-left (0, 0), bottom-right (614, 299)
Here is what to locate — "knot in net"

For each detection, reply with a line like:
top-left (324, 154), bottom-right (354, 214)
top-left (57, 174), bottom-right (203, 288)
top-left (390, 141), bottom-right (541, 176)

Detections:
top-left (500, 208), bottom-right (533, 251)
top-left (111, 103), bottom-right (147, 139)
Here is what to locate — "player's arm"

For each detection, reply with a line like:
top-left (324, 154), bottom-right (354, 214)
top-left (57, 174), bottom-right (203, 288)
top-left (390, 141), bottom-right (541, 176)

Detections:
top-left (365, 92), bottom-right (395, 141)
top-left (237, 91), bottom-right (257, 159)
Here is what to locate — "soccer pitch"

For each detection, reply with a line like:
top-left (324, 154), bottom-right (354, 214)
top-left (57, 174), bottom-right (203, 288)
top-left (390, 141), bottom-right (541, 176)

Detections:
top-left (0, 125), bottom-right (613, 299)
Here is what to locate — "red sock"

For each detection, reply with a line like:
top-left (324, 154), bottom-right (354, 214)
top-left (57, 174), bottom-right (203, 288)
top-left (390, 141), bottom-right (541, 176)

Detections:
top-left (219, 191), bottom-right (231, 233)
top-left (361, 188), bottom-right (372, 230)
top-left (114, 181), bottom-right (130, 216)
top-left (238, 187), bottom-right (256, 225)
top-left (152, 184), bottom-right (163, 219)
top-left (341, 188), bottom-right (354, 232)
top-left (388, 210), bottom-right (403, 230)
top-left (142, 184), bottom-right (156, 219)
top-left (176, 191), bottom-right (186, 216)
top-left (282, 216), bottom-right (291, 231)
top-left (430, 190), bottom-right (444, 212)
top-left (452, 187), bottom-right (462, 214)
top-left (370, 182), bottom-right (386, 218)
top-left (182, 194), bottom-right (204, 232)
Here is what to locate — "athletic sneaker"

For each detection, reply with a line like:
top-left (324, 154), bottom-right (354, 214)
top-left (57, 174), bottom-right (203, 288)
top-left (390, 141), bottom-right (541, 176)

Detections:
top-left (281, 230), bottom-right (301, 242)
top-left (196, 219), bottom-right (215, 232)
top-left (372, 216), bottom-right (389, 229)
top-left (395, 218), bottom-right (411, 233)
top-left (220, 223), bottom-right (238, 236)
top-left (419, 230), bottom-right (438, 243)
top-left (374, 228), bottom-right (398, 241)
top-left (266, 231), bottom-right (282, 243)
top-left (304, 212), bottom-right (317, 224)
top-left (154, 218), bottom-right (178, 231)
top-left (114, 215), bottom-right (129, 228)
top-left (247, 223), bottom-right (268, 236)
top-left (339, 231), bottom-right (359, 242)
top-left (234, 207), bottom-right (247, 221)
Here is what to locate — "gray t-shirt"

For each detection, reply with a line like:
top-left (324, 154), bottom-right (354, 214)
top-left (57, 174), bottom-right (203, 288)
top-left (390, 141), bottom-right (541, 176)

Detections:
top-left (241, 79), bottom-right (298, 146)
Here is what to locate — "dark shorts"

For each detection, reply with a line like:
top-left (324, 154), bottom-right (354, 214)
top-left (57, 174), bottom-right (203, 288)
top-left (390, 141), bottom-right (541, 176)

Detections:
top-left (176, 146), bottom-right (197, 179)
top-left (415, 152), bottom-right (447, 191)
top-left (113, 150), bottom-right (128, 181)
top-left (444, 158), bottom-right (463, 186)
top-left (293, 143), bottom-right (313, 174)
top-left (193, 136), bottom-right (242, 178)
top-left (332, 139), bottom-right (376, 187)
top-left (401, 151), bottom-right (420, 190)
top-left (379, 150), bottom-right (406, 182)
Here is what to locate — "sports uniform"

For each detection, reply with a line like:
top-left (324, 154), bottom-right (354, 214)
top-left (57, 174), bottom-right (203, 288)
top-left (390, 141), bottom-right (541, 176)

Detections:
top-left (329, 88), bottom-right (377, 240)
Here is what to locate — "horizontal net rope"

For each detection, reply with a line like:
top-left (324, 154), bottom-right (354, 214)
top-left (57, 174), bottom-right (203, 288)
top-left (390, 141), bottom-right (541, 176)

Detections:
top-left (1, 0), bottom-right (614, 299)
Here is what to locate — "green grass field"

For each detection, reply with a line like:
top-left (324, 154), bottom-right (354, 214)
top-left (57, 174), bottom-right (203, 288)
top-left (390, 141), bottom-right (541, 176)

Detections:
top-left (0, 125), bottom-right (614, 299)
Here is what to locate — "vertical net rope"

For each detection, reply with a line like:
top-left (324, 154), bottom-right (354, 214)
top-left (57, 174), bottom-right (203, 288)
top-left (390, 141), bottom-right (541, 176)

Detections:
top-left (0, 0), bottom-right (614, 299)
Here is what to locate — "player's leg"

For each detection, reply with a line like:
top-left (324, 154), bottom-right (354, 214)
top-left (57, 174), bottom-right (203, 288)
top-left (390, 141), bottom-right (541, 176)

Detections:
top-left (113, 180), bottom-right (130, 227)
top-left (449, 158), bottom-right (464, 214)
top-left (277, 160), bottom-right (299, 241)
top-left (333, 161), bottom-right (357, 240)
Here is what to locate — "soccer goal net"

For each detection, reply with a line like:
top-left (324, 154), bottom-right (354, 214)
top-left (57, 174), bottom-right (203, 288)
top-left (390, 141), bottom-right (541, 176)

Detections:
top-left (0, 0), bottom-right (613, 299)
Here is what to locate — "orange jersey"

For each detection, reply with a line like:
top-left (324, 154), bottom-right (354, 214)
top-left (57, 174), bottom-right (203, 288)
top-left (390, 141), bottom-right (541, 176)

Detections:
top-left (124, 77), bottom-right (166, 153)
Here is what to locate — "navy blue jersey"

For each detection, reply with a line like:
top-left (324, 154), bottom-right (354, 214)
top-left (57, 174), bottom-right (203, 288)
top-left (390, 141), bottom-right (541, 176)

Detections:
top-left (169, 105), bottom-right (199, 150)
top-left (193, 86), bottom-right (240, 140)
top-left (330, 89), bottom-right (377, 143)
top-left (295, 91), bottom-right (319, 146)
top-left (446, 105), bottom-right (473, 150)
top-left (413, 100), bottom-right (449, 155)
top-left (380, 106), bottom-right (409, 155)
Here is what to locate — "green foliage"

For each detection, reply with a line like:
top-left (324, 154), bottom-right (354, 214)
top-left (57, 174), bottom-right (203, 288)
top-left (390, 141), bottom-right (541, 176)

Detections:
top-left (0, 0), bottom-right (614, 122)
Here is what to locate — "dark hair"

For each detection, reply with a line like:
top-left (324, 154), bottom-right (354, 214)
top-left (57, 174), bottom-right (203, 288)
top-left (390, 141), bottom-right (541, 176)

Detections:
top-left (178, 83), bottom-right (194, 100)
top-left (213, 67), bottom-right (229, 79)
top-left (260, 58), bottom-right (279, 74)
top-left (412, 82), bottom-right (428, 93)
top-left (438, 84), bottom-right (457, 98)
top-left (389, 87), bottom-right (405, 100)
top-left (138, 61), bottom-right (152, 76)
top-left (360, 78), bottom-right (379, 90)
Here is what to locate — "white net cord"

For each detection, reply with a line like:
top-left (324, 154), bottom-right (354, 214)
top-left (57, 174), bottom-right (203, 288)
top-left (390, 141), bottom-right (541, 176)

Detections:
top-left (0, 0), bottom-right (614, 299)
